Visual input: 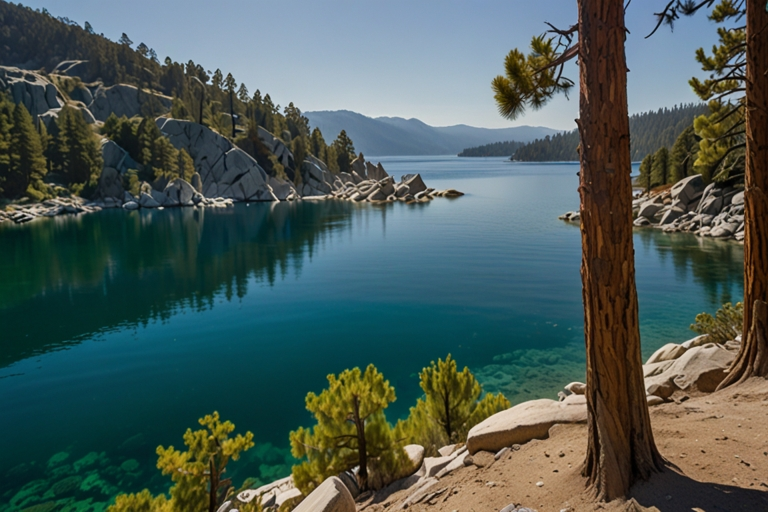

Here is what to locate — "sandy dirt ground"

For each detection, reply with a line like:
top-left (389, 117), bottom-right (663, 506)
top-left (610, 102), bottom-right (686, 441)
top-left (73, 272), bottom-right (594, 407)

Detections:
top-left (359, 378), bottom-right (768, 512)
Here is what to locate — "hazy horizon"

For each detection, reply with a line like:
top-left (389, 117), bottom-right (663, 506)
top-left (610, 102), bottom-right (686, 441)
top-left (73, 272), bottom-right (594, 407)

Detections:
top-left (19, 0), bottom-right (719, 131)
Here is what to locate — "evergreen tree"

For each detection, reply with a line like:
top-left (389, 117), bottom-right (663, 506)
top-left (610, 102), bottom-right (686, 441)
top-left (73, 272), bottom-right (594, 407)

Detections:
top-left (9, 103), bottom-right (47, 199)
top-left (494, 1), bottom-right (664, 499)
top-left (290, 135), bottom-right (308, 174)
top-left (332, 130), bottom-right (355, 174)
top-left (151, 136), bottom-right (179, 179)
top-left (177, 148), bottom-right (195, 182)
top-left (136, 42), bottom-right (149, 58)
top-left (55, 107), bottom-right (102, 188)
top-left (637, 154), bottom-right (654, 194)
top-left (155, 412), bottom-right (254, 512)
top-left (118, 32), bottom-right (133, 46)
top-left (109, 413), bottom-right (254, 512)
top-left (309, 127), bottom-right (327, 161)
top-left (136, 117), bottom-right (163, 178)
top-left (650, 147), bottom-right (669, 186)
top-left (212, 69), bottom-right (223, 90)
top-left (668, 125), bottom-right (700, 183)
top-left (284, 103), bottom-right (310, 139)
top-left (289, 364), bottom-right (406, 494)
top-left (84, 21), bottom-right (94, 34)
top-left (237, 83), bottom-right (249, 103)
top-left (396, 355), bottom-right (509, 455)
top-left (0, 94), bottom-right (14, 197)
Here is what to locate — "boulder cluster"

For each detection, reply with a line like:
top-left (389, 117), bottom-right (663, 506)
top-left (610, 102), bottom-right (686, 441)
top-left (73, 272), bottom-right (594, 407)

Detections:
top-left (220, 331), bottom-right (740, 512)
top-left (1, 115), bottom-right (462, 225)
top-left (300, 153), bottom-right (464, 204)
top-left (560, 174), bottom-right (745, 242)
top-left (0, 197), bottom-right (102, 224)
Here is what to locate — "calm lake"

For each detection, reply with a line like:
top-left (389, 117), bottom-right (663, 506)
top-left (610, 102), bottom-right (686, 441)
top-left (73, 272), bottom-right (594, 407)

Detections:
top-left (0, 157), bottom-right (744, 509)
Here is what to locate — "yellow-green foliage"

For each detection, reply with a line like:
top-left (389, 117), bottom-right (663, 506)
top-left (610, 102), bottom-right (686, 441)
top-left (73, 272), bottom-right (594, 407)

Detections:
top-left (157, 411), bottom-right (255, 512)
top-left (396, 355), bottom-right (510, 456)
top-left (491, 35), bottom-right (574, 121)
top-left (290, 364), bottom-right (407, 494)
top-left (178, 149), bottom-right (195, 182)
top-left (108, 489), bottom-right (170, 512)
top-left (691, 301), bottom-right (743, 344)
top-left (108, 412), bottom-right (254, 512)
top-left (693, 102), bottom-right (745, 183)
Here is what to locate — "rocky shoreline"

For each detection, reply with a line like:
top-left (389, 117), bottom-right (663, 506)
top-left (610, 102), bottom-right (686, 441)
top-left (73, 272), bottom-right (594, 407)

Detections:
top-left (559, 174), bottom-right (745, 243)
top-left (215, 331), bottom-right (740, 512)
top-left (0, 130), bottom-right (463, 226)
top-left (1, 64), bottom-right (462, 227)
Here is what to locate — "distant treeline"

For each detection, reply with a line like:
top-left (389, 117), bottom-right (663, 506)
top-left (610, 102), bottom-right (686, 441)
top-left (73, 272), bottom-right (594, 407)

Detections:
top-left (457, 140), bottom-right (523, 157)
top-left (460, 104), bottom-right (709, 162)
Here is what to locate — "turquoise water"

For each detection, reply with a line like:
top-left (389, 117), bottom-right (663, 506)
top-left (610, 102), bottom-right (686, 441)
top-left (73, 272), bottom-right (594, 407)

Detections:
top-left (0, 157), bottom-right (744, 509)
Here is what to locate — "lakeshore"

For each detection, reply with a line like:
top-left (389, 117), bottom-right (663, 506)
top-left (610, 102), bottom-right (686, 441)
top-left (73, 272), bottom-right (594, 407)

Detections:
top-left (0, 158), bottom-right (746, 511)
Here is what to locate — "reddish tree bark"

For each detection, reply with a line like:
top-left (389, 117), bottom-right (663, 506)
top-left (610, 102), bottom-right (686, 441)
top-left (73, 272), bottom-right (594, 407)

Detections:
top-left (718, 0), bottom-right (768, 388)
top-left (576, 0), bottom-right (665, 500)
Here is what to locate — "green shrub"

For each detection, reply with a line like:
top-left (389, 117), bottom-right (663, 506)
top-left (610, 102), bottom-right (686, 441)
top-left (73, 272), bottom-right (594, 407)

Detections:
top-left (690, 301), bottom-right (743, 344)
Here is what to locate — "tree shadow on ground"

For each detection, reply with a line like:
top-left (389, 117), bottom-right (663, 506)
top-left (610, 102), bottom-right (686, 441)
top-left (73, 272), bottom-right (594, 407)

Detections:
top-left (629, 468), bottom-right (768, 511)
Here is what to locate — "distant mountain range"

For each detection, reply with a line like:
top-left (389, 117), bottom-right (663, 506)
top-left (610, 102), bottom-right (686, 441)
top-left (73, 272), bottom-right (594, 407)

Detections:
top-left (304, 110), bottom-right (560, 156)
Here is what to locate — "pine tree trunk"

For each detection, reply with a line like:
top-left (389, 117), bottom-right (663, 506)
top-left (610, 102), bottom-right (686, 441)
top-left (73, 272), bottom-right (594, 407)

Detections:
top-left (718, 0), bottom-right (768, 389)
top-left (577, 0), bottom-right (664, 500)
top-left (353, 397), bottom-right (369, 491)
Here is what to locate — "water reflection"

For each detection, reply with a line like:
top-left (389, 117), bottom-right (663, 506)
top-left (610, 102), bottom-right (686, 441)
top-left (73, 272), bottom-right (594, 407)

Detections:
top-left (0, 201), bottom-right (360, 368)
top-left (636, 229), bottom-right (744, 308)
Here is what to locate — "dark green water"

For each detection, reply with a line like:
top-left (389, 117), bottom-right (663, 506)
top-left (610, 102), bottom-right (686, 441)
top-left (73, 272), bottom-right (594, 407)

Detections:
top-left (0, 157), bottom-right (744, 510)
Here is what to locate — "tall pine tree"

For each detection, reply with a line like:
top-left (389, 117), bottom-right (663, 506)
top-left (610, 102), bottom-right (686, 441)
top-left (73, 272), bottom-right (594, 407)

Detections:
top-left (9, 103), bottom-right (47, 199)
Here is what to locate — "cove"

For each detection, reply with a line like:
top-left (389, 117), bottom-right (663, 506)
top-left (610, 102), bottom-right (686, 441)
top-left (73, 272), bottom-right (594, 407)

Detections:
top-left (0, 157), bottom-right (744, 507)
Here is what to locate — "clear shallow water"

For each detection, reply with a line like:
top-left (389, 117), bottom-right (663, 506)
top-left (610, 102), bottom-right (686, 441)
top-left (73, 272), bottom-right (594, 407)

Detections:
top-left (0, 157), bottom-right (744, 509)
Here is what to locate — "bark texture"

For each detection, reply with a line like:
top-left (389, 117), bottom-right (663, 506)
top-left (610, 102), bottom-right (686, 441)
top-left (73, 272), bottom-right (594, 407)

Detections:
top-left (719, 0), bottom-right (768, 388)
top-left (577, 0), bottom-right (664, 500)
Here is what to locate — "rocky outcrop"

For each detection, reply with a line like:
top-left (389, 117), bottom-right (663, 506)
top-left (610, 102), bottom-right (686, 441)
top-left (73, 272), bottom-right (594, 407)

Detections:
top-left (0, 66), bottom-right (63, 117)
top-left (90, 84), bottom-right (172, 122)
top-left (94, 167), bottom-right (124, 202)
top-left (299, 156), bottom-right (462, 204)
top-left (1, 198), bottom-right (103, 224)
top-left (293, 476), bottom-right (356, 512)
top-left (644, 343), bottom-right (736, 396)
top-left (560, 174), bottom-right (745, 242)
top-left (466, 394), bottom-right (587, 454)
top-left (157, 118), bottom-right (293, 202)
top-left (101, 139), bottom-right (143, 176)
top-left (631, 176), bottom-right (744, 241)
top-left (257, 126), bottom-right (294, 169)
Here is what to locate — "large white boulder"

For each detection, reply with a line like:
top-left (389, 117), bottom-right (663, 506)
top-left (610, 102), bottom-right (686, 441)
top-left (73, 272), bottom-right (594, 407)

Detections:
top-left (670, 174), bottom-right (705, 206)
top-left (646, 343), bottom-right (688, 365)
top-left (293, 476), bottom-right (356, 512)
top-left (466, 394), bottom-right (587, 454)
top-left (401, 174), bottom-right (427, 196)
top-left (164, 179), bottom-right (196, 206)
top-left (645, 343), bottom-right (735, 395)
top-left (638, 201), bottom-right (663, 220)
top-left (95, 167), bottom-right (124, 201)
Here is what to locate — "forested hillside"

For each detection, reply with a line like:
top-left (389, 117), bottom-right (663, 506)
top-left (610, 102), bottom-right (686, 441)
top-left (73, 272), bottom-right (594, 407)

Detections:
top-left (457, 141), bottom-right (522, 157)
top-left (505, 104), bottom-right (709, 162)
top-left (0, 1), bottom-right (365, 203)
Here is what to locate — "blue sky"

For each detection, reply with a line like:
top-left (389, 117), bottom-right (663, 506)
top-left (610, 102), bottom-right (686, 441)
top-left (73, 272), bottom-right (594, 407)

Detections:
top-left (24, 1), bottom-right (719, 130)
